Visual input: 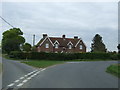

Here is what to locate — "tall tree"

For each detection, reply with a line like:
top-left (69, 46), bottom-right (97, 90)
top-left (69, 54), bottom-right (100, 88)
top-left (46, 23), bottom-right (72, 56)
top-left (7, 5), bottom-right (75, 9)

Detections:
top-left (22, 43), bottom-right (32, 52)
top-left (117, 44), bottom-right (120, 53)
top-left (2, 28), bottom-right (25, 54)
top-left (91, 34), bottom-right (107, 52)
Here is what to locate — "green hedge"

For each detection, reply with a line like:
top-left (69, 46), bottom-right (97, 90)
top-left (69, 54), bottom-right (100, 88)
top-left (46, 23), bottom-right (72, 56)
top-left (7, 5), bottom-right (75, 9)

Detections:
top-left (9, 51), bottom-right (120, 60)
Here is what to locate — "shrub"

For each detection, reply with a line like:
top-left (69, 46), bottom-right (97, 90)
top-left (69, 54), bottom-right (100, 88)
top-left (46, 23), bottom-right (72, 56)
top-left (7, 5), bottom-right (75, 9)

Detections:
top-left (9, 51), bottom-right (23, 59)
top-left (110, 54), bottom-right (118, 60)
top-left (9, 51), bottom-right (120, 60)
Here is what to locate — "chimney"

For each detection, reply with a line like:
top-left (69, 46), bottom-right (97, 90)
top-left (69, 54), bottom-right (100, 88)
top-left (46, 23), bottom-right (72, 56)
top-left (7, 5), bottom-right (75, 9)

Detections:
top-left (62, 35), bottom-right (66, 38)
top-left (43, 34), bottom-right (47, 39)
top-left (74, 36), bottom-right (78, 39)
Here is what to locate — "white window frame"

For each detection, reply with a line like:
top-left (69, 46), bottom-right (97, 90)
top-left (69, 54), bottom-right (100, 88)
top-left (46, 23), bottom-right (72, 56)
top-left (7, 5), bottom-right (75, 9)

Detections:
top-left (55, 43), bottom-right (58, 49)
top-left (69, 45), bottom-right (72, 49)
top-left (45, 43), bottom-right (49, 48)
top-left (80, 45), bottom-right (83, 50)
top-left (55, 51), bottom-right (58, 53)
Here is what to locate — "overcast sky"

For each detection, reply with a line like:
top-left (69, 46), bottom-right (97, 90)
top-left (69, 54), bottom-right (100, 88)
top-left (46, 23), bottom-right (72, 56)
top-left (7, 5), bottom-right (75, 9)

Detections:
top-left (1, 2), bottom-right (118, 52)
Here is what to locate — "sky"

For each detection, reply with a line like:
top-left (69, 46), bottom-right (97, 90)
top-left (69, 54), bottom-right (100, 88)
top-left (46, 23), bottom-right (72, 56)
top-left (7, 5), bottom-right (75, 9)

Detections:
top-left (0, 1), bottom-right (118, 52)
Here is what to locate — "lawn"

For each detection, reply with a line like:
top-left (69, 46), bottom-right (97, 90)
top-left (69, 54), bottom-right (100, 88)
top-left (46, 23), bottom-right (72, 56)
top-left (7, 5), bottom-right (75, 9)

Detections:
top-left (106, 64), bottom-right (120, 78)
top-left (21, 60), bottom-right (65, 68)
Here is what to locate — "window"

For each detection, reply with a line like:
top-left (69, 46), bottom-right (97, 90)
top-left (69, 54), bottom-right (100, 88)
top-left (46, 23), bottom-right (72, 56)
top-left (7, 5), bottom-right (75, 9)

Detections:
top-left (69, 45), bottom-right (72, 49)
top-left (45, 43), bottom-right (49, 48)
top-left (55, 51), bottom-right (58, 53)
top-left (55, 44), bottom-right (58, 49)
top-left (80, 45), bottom-right (83, 49)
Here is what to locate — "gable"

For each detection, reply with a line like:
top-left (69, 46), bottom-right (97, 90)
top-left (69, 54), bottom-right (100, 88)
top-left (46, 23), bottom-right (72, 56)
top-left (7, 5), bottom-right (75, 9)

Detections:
top-left (75, 39), bottom-right (86, 47)
top-left (67, 41), bottom-right (73, 46)
top-left (54, 40), bottom-right (60, 45)
top-left (37, 35), bottom-right (86, 48)
top-left (50, 37), bottom-right (79, 47)
top-left (39, 37), bottom-right (54, 46)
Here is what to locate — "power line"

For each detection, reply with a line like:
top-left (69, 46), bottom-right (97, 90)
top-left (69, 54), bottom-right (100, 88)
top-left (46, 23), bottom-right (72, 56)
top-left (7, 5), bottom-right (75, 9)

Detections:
top-left (0, 16), bottom-right (41, 45)
top-left (0, 16), bottom-right (15, 28)
top-left (0, 16), bottom-right (40, 37)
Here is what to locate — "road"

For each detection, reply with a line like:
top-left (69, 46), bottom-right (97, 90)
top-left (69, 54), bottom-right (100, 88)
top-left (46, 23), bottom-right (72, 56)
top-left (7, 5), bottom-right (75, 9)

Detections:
top-left (2, 58), bottom-right (119, 89)
top-left (2, 58), bottom-right (37, 89)
top-left (0, 57), bottom-right (2, 90)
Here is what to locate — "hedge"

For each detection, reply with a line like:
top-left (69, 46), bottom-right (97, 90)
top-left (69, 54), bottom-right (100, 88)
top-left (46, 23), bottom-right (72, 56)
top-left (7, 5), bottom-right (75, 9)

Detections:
top-left (9, 51), bottom-right (120, 61)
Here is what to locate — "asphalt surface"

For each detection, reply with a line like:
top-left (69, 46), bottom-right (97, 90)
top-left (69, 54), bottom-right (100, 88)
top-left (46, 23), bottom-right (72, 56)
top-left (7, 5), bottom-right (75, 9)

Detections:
top-left (0, 57), bottom-right (2, 90)
top-left (2, 58), bottom-right (119, 88)
top-left (2, 58), bottom-right (36, 89)
top-left (23, 61), bottom-right (119, 88)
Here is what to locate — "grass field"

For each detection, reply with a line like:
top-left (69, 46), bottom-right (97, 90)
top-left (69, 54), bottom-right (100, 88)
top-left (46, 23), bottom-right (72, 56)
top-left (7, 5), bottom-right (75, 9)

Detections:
top-left (106, 64), bottom-right (120, 78)
top-left (21, 60), bottom-right (65, 68)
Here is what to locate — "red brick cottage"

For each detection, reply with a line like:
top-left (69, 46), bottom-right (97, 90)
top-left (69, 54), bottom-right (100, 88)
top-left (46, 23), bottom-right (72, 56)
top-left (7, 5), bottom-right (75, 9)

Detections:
top-left (36, 34), bottom-right (86, 53)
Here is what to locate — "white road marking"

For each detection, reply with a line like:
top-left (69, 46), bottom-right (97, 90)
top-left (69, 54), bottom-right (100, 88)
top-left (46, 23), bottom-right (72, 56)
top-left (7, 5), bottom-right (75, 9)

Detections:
top-left (6, 69), bottom-right (45, 88)
top-left (30, 75), bottom-right (35, 78)
top-left (14, 80), bottom-right (20, 83)
top-left (27, 77), bottom-right (32, 80)
top-left (25, 70), bottom-right (38, 77)
top-left (33, 73), bottom-right (37, 76)
top-left (24, 75), bottom-right (28, 77)
top-left (7, 83), bottom-right (14, 87)
top-left (32, 70), bottom-right (38, 73)
top-left (22, 79), bottom-right (28, 83)
top-left (17, 83), bottom-right (24, 87)
top-left (20, 77), bottom-right (24, 79)
top-left (41, 68), bottom-right (46, 71)
top-left (35, 71), bottom-right (41, 74)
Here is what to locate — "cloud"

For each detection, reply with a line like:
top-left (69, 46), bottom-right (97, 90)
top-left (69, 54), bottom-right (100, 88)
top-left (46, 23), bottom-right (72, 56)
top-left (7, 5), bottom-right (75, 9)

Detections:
top-left (1, 2), bottom-right (118, 51)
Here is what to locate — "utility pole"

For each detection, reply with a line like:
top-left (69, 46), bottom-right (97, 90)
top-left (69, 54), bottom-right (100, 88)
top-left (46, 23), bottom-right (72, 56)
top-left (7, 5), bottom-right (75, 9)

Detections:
top-left (33, 34), bottom-right (35, 46)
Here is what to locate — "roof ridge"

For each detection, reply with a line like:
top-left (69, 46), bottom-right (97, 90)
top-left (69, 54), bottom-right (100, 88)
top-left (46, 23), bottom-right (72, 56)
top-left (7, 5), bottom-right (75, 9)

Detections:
top-left (49, 37), bottom-right (80, 40)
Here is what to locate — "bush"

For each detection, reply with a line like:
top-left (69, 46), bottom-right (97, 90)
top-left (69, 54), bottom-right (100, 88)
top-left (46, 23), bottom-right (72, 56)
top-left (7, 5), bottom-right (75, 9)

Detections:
top-left (110, 54), bottom-right (118, 60)
top-left (9, 51), bottom-right (120, 61)
top-left (118, 54), bottom-right (120, 60)
top-left (9, 51), bottom-right (23, 59)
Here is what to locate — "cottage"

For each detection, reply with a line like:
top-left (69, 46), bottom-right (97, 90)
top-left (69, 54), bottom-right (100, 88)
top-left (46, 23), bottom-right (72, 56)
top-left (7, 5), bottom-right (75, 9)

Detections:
top-left (36, 34), bottom-right (86, 53)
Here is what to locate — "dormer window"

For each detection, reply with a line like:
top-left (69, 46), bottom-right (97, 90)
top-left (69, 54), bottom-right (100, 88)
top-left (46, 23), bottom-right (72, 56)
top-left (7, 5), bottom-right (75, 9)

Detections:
top-left (54, 40), bottom-right (59, 49)
top-left (45, 43), bottom-right (49, 48)
top-left (69, 45), bottom-right (72, 49)
top-left (67, 41), bottom-right (73, 49)
top-left (55, 44), bottom-right (58, 48)
top-left (80, 45), bottom-right (83, 49)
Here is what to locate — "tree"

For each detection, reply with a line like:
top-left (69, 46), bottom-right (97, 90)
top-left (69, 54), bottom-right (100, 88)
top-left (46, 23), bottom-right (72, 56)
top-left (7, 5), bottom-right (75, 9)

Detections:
top-left (91, 34), bottom-right (107, 52)
top-left (2, 28), bottom-right (25, 54)
top-left (22, 43), bottom-right (32, 52)
top-left (117, 44), bottom-right (120, 53)
top-left (31, 45), bottom-right (37, 52)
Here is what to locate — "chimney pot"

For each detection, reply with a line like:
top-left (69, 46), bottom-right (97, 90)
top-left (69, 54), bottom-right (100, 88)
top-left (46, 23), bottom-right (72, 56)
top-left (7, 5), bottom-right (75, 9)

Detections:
top-left (74, 36), bottom-right (78, 39)
top-left (62, 35), bottom-right (66, 38)
top-left (43, 34), bottom-right (47, 39)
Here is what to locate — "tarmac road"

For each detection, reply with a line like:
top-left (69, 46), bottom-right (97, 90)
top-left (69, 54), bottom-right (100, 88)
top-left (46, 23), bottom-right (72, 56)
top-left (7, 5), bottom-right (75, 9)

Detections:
top-left (23, 61), bottom-right (119, 88)
top-left (2, 58), bottom-right (37, 89)
top-left (2, 58), bottom-right (119, 88)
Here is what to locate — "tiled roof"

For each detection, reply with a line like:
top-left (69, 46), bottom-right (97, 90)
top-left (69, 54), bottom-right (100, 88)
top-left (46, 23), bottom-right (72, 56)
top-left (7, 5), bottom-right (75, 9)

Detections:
top-left (49, 37), bottom-right (80, 47)
top-left (36, 35), bottom-right (83, 47)
top-left (36, 38), bottom-right (44, 46)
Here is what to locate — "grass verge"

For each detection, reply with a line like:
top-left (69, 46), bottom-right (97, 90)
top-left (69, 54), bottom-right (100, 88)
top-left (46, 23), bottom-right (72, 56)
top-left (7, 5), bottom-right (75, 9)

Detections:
top-left (21, 60), bottom-right (65, 68)
top-left (106, 64), bottom-right (120, 78)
